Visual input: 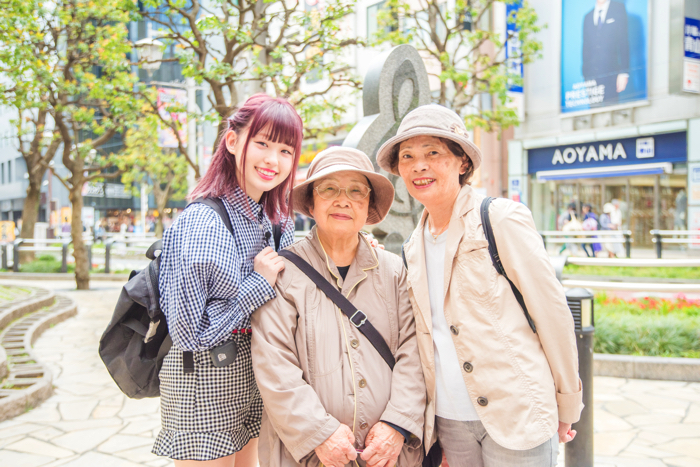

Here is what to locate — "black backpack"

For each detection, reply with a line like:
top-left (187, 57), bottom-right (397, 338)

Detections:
top-left (98, 198), bottom-right (283, 399)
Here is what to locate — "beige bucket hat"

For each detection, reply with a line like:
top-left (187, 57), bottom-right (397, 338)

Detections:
top-left (376, 104), bottom-right (482, 175)
top-left (292, 146), bottom-right (395, 225)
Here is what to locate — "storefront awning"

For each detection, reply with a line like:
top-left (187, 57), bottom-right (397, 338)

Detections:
top-left (536, 162), bottom-right (673, 182)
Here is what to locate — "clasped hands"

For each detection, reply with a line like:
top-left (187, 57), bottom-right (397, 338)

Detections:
top-left (315, 422), bottom-right (403, 467)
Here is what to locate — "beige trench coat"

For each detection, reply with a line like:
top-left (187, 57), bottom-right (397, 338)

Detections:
top-left (251, 229), bottom-right (426, 467)
top-left (403, 184), bottom-right (584, 452)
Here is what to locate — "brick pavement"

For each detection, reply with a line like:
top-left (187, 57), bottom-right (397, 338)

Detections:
top-left (0, 279), bottom-right (698, 467)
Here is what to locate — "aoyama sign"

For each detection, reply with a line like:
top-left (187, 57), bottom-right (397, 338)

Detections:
top-left (528, 132), bottom-right (687, 173)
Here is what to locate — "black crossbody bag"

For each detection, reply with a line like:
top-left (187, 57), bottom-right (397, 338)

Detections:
top-left (278, 250), bottom-right (396, 370)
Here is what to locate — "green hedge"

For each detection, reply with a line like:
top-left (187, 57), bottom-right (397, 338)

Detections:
top-left (594, 293), bottom-right (700, 358)
top-left (565, 264), bottom-right (700, 280)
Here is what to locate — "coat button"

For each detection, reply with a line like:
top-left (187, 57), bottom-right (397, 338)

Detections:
top-left (450, 325), bottom-right (459, 336)
top-left (358, 379), bottom-right (367, 388)
top-left (477, 397), bottom-right (488, 407)
top-left (350, 339), bottom-right (359, 349)
top-left (360, 422), bottom-right (368, 429)
top-left (463, 362), bottom-right (473, 373)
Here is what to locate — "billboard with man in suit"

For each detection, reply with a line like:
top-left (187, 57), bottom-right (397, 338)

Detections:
top-left (562, 0), bottom-right (648, 113)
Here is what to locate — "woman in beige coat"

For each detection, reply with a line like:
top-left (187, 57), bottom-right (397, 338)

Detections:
top-left (251, 147), bottom-right (426, 467)
top-left (376, 105), bottom-right (584, 467)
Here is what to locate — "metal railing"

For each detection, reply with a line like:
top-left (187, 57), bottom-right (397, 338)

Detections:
top-left (103, 237), bottom-right (158, 273)
top-left (7, 236), bottom-right (94, 273)
top-left (550, 256), bottom-right (700, 293)
top-left (539, 230), bottom-right (633, 258)
top-left (650, 230), bottom-right (700, 258)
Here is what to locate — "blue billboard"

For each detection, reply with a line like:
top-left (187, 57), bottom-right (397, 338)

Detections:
top-left (561, 0), bottom-right (648, 113)
top-left (528, 132), bottom-right (687, 174)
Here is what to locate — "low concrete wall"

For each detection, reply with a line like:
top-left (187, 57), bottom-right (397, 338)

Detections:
top-left (594, 353), bottom-right (700, 382)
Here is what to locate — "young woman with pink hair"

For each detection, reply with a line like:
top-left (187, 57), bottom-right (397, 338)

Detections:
top-left (153, 94), bottom-right (304, 467)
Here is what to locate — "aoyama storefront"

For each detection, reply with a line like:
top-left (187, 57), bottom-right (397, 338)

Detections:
top-left (526, 131), bottom-right (688, 247)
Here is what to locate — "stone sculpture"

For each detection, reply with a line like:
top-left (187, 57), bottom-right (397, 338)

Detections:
top-left (342, 44), bottom-right (431, 252)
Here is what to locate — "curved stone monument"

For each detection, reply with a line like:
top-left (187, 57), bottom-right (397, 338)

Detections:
top-left (342, 44), bottom-right (431, 252)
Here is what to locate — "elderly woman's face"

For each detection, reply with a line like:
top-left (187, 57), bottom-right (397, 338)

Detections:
top-left (397, 135), bottom-right (468, 208)
top-left (309, 171), bottom-right (370, 238)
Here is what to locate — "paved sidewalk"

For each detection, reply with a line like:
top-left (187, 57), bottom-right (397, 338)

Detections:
top-left (0, 280), bottom-right (169, 467)
top-left (0, 279), bottom-right (698, 466)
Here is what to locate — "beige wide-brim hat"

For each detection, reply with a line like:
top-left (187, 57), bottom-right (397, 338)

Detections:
top-left (292, 146), bottom-right (395, 225)
top-left (376, 104), bottom-right (482, 175)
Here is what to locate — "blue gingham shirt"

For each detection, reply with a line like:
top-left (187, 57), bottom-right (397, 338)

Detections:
top-left (159, 187), bottom-right (294, 351)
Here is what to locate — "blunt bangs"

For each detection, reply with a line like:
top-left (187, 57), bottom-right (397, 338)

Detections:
top-left (246, 100), bottom-right (303, 158)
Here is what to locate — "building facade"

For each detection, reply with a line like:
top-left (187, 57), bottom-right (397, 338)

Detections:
top-left (508, 0), bottom-right (700, 247)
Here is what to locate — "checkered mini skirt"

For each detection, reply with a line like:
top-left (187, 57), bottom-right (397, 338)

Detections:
top-left (152, 333), bottom-right (263, 461)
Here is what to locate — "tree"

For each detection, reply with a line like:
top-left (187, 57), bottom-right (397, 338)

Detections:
top-left (0, 0), bottom-right (141, 289)
top-left (1, 8), bottom-right (62, 260)
top-left (139, 0), bottom-right (363, 174)
top-left (374, 0), bottom-right (543, 131)
top-left (119, 115), bottom-right (188, 237)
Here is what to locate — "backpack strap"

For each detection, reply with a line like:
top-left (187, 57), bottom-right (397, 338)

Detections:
top-left (189, 197), bottom-right (234, 235)
top-left (401, 237), bottom-right (410, 270)
top-left (273, 223), bottom-right (283, 252)
top-left (278, 249), bottom-right (396, 370)
top-left (480, 197), bottom-right (537, 334)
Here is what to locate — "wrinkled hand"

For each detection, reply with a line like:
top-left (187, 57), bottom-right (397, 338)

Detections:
top-left (360, 422), bottom-right (403, 467)
top-left (558, 421), bottom-right (576, 443)
top-left (616, 74), bottom-right (628, 93)
top-left (315, 424), bottom-right (357, 467)
top-left (254, 246), bottom-right (285, 288)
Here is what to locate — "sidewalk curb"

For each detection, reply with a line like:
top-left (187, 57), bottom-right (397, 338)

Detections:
top-left (0, 272), bottom-right (129, 282)
top-left (0, 291), bottom-right (77, 423)
top-left (594, 353), bottom-right (700, 382)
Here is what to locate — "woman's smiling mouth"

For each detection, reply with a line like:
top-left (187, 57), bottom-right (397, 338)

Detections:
top-left (255, 167), bottom-right (277, 181)
top-left (330, 213), bottom-right (353, 220)
top-left (413, 178), bottom-right (436, 189)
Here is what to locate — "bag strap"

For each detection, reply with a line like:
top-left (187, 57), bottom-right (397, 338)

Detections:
top-left (401, 237), bottom-right (410, 270)
top-left (189, 197), bottom-right (234, 235)
top-left (480, 197), bottom-right (537, 334)
top-left (278, 250), bottom-right (396, 370)
top-left (273, 223), bottom-right (283, 252)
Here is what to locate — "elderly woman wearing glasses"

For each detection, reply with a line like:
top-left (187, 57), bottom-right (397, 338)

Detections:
top-left (251, 146), bottom-right (426, 467)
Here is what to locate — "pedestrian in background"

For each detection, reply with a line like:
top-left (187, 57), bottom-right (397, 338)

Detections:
top-left (581, 203), bottom-right (601, 258)
top-left (153, 94), bottom-right (303, 467)
top-left (377, 105), bottom-right (583, 467)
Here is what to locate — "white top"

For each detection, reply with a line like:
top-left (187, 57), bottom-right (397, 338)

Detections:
top-left (423, 223), bottom-right (479, 421)
top-left (593, 0), bottom-right (611, 25)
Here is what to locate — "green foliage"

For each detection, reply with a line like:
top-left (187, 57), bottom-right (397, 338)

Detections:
top-left (18, 256), bottom-right (75, 274)
top-left (140, 0), bottom-right (362, 143)
top-left (373, 0), bottom-right (544, 131)
top-left (594, 294), bottom-right (700, 358)
top-left (1, 0), bottom-right (145, 288)
top-left (564, 264), bottom-right (700, 280)
top-left (0, 0), bottom-right (142, 186)
top-left (119, 114), bottom-right (188, 203)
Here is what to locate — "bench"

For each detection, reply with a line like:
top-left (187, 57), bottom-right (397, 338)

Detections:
top-left (539, 230), bottom-right (633, 258)
top-left (649, 230), bottom-right (700, 258)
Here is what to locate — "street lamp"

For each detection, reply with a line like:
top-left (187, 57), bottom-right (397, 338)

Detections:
top-left (135, 38), bottom-right (164, 78)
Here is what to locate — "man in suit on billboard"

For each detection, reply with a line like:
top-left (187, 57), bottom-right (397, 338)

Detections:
top-left (582, 0), bottom-right (630, 105)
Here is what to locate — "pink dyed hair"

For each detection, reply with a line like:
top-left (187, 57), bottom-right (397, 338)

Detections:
top-left (190, 94), bottom-right (304, 222)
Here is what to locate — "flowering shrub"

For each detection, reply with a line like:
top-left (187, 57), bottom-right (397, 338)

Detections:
top-left (593, 293), bottom-right (700, 358)
top-left (597, 293), bottom-right (700, 317)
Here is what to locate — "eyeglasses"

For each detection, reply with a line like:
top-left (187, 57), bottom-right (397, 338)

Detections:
top-left (314, 181), bottom-right (371, 201)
